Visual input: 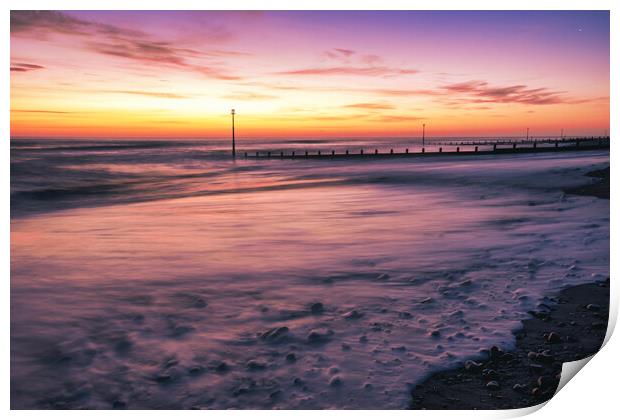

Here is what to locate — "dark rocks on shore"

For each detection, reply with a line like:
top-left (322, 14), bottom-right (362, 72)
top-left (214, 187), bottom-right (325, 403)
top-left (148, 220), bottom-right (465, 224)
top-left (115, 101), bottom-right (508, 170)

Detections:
top-left (410, 279), bottom-right (609, 410)
top-left (563, 166), bottom-right (609, 199)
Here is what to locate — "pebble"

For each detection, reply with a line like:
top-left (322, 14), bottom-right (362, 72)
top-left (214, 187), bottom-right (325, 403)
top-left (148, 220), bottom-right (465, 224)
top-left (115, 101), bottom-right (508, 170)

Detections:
top-left (329, 376), bottom-right (343, 387)
top-left (155, 373), bottom-right (172, 383)
top-left (188, 365), bottom-right (205, 375)
top-left (246, 359), bottom-right (267, 370)
top-left (112, 400), bottom-right (126, 409)
top-left (215, 361), bottom-right (230, 373)
top-left (344, 310), bottom-right (363, 320)
top-left (310, 302), bottom-right (324, 314)
top-left (420, 297), bottom-right (433, 304)
top-left (359, 335), bottom-right (368, 343)
top-left (512, 384), bottom-right (527, 393)
top-left (259, 326), bottom-right (290, 343)
top-left (537, 376), bottom-right (554, 389)
top-left (586, 303), bottom-right (601, 312)
top-left (490, 346), bottom-right (503, 359)
top-left (546, 331), bottom-right (562, 343)
top-left (482, 369), bottom-right (498, 379)
top-left (485, 381), bottom-right (500, 390)
top-left (430, 330), bottom-right (441, 337)
top-left (537, 350), bottom-right (555, 364)
top-left (529, 363), bottom-right (544, 373)
top-left (307, 329), bottom-right (334, 343)
top-left (286, 353), bottom-right (297, 362)
top-left (464, 360), bottom-right (483, 372)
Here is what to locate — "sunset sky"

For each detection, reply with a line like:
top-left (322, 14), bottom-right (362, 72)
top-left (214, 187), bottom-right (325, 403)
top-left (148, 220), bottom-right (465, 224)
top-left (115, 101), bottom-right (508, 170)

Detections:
top-left (10, 10), bottom-right (610, 139)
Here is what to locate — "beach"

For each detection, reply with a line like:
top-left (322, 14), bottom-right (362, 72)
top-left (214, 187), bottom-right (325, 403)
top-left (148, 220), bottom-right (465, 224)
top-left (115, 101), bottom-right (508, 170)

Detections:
top-left (410, 279), bottom-right (609, 409)
top-left (410, 167), bottom-right (610, 409)
top-left (11, 140), bottom-right (610, 409)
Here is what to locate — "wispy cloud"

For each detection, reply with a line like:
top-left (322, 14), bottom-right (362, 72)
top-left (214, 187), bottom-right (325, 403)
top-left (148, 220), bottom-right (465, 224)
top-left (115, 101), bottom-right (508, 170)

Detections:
top-left (440, 80), bottom-right (568, 105)
top-left (223, 92), bottom-right (278, 100)
top-left (10, 62), bottom-right (45, 72)
top-left (10, 11), bottom-right (242, 80)
top-left (12, 109), bottom-right (72, 113)
top-left (105, 90), bottom-right (190, 99)
top-left (370, 114), bottom-right (424, 123)
top-left (344, 102), bottom-right (395, 110)
top-left (275, 66), bottom-right (418, 77)
top-left (324, 48), bottom-right (355, 60)
top-left (11, 11), bottom-right (143, 38)
top-left (85, 39), bottom-right (239, 80)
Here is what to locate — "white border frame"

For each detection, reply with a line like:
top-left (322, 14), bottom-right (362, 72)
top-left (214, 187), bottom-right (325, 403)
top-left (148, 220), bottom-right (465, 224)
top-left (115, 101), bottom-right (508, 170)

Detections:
top-left (3, 2), bottom-right (616, 419)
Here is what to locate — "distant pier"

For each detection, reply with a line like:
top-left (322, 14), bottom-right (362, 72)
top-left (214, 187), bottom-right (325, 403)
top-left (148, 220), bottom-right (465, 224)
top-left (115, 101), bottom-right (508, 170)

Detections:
top-left (244, 137), bottom-right (609, 160)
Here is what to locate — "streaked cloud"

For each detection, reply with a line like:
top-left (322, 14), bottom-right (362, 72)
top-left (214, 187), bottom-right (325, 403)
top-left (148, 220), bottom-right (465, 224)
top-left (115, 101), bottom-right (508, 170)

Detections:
top-left (370, 114), bottom-right (424, 123)
top-left (10, 62), bottom-right (45, 72)
top-left (440, 80), bottom-right (568, 105)
top-left (223, 92), bottom-right (278, 100)
top-left (344, 103), bottom-right (395, 110)
top-left (105, 90), bottom-right (191, 99)
top-left (12, 109), bottom-right (72, 113)
top-left (11, 11), bottom-right (242, 80)
top-left (275, 66), bottom-right (418, 77)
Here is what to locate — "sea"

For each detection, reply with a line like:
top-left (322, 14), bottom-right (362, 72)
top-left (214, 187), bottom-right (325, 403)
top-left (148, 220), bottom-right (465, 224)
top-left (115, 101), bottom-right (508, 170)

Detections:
top-left (10, 137), bottom-right (610, 409)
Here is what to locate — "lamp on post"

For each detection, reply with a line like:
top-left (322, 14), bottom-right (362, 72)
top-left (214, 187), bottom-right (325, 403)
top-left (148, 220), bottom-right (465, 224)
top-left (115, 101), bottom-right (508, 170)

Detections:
top-left (231, 108), bottom-right (236, 157)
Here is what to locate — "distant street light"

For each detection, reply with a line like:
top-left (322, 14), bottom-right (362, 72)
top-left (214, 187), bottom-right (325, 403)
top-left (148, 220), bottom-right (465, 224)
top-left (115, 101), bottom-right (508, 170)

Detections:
top-left (231, 109), bottom-right (236, 157)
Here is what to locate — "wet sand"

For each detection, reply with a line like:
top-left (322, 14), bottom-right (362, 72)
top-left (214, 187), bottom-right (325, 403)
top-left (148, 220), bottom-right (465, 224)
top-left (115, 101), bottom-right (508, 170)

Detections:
top-left (564, 167), bottom-right (610, 199)
top-left (410, 168), bottom-right (610, 410)
top-left (410, 279), bottom-right (609, 409)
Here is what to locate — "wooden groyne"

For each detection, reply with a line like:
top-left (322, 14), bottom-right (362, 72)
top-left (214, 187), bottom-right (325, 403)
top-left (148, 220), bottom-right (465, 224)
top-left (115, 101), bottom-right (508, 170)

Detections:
top-left (244, 137), bottom-right (609, 160)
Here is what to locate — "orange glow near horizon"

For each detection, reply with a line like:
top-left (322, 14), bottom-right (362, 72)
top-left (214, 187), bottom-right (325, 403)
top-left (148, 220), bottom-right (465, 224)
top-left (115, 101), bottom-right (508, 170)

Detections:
top-left (10, 11), bottom-right (610, 139)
